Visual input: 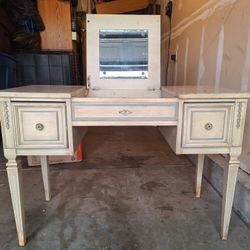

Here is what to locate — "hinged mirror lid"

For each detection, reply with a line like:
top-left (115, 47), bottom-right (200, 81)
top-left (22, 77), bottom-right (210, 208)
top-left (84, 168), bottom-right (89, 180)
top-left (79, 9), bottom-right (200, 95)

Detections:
top-left (86, 14), bottom-right (161, 90)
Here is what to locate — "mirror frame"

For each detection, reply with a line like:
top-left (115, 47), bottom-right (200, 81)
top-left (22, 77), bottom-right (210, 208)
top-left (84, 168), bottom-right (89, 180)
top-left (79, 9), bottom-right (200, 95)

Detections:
top-left (86, 14), bottom-right (161, 90)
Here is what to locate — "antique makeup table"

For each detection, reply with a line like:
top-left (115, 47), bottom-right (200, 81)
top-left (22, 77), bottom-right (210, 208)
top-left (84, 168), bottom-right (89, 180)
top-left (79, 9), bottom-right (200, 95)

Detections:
top-left (1, 12), bottom-right (249, 247)
top-left (0, 84), bottom-right (249, 246)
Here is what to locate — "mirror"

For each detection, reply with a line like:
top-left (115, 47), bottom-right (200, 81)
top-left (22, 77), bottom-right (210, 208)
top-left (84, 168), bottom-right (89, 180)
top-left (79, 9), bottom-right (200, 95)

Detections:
top-left (99, 29), bottom-right (148, 79)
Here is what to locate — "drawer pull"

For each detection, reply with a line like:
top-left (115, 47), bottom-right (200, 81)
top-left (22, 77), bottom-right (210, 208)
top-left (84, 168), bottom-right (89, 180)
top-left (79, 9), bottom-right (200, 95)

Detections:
top-left (118, 110), bottom-right (133, 116)
top-left (35, 123), bottom-right (45, 131)
top-left (204, 122), bottom-right (213, 131)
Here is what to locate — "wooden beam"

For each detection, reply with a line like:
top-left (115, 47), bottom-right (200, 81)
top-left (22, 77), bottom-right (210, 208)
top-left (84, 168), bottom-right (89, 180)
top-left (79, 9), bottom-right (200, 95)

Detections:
top-left (96, 0), bottom-right (150, 14)
top-left (38, 0), bottom-right (72, 50)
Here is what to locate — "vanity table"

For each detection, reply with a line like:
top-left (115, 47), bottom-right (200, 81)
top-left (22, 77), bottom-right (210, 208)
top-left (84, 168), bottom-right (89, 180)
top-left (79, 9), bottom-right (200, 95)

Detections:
top-left (0, 14), bottom-right (250, 246)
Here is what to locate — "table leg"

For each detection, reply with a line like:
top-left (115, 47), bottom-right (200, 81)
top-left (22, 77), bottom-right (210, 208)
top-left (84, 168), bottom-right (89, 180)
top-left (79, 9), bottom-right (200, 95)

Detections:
top-left (41, 156), bottom-right (51, 201)
top-left (6, 157), bottom-right (26, 246)
top-left (221, 154), bottom-right (240, 240)
top-left (195, 154), bottom-right (205, 198)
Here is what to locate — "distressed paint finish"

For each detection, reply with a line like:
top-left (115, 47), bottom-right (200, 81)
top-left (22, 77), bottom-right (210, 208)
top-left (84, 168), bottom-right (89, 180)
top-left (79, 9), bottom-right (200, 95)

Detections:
top-left (1, 84), bottom-right (250, 245)
top-left (41, 156), bottom-right (51, 201)
top-left (196, 154), bottom-right (205, 198)
top-left (221, 154), bottom-right (240, 240)
top-left (7, 158), bottom-right (26, 246)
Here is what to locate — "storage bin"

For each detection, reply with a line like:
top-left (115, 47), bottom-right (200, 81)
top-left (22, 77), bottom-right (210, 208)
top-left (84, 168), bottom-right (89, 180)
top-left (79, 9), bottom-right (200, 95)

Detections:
top-left (0, 52), bottom-right (17, 89)
top-left (14, 51), bottom-right (76, 86)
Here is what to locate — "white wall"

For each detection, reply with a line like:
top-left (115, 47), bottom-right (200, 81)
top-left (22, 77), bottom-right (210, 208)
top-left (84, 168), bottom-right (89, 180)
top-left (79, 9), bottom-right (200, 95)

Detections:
top-left (161, 0), bottom-right (250, 174)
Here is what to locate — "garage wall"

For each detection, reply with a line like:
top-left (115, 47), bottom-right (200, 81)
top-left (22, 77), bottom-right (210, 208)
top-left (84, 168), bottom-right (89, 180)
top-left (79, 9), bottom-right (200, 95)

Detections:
top-left (161, 0), bottom-right (250, 174)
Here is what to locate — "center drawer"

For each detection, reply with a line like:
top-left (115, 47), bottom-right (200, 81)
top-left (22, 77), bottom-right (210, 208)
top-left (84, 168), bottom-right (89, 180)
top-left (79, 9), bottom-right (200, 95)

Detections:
top-left (72, 102), bottom-right (178, 124)
top-left (12, 102), bottom-right (68, 148)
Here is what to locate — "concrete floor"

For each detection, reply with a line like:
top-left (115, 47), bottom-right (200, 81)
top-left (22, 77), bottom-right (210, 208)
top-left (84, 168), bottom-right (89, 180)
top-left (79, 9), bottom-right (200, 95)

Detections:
top-left (0, 127), bottom-right (249, 250)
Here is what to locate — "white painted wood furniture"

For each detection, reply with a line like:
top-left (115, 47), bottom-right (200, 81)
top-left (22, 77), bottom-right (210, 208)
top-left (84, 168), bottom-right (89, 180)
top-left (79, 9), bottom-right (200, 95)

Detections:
top-left (0, 15), bottom-right (250, 246)
top-left (0, 85), bottom-right (249, 246)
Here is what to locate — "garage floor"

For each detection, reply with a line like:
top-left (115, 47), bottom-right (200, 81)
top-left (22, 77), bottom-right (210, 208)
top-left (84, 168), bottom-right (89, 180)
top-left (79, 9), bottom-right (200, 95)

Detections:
top-left (0, 127), bottom-right (249, 250)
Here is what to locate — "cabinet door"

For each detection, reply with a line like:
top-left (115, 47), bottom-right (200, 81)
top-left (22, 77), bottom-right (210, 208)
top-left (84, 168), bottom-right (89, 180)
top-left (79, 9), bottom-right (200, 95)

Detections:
top-left (12, 102), bottom-right (68, 149)
top-left (182, 103), bottom-right (234, 148)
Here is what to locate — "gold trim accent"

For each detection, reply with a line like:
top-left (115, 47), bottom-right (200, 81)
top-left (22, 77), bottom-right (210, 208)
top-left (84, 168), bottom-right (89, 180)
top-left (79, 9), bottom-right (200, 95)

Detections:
top-left (3, 102), bottom-right (10, 130)
top-left (236, 102), bottom-right (242, 129)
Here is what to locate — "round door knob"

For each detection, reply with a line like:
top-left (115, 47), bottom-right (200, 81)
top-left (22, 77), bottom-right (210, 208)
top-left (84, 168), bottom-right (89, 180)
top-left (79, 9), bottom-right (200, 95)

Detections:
top-left (204, 122), bottom-right (213, 131)
top-left (35, 123), bottom-right (44, 131)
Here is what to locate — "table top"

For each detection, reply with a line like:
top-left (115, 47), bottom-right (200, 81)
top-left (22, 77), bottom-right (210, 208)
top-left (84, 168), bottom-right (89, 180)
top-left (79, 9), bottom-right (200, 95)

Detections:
top-left (0, 85), bottom-right (85, 98)
top-left (163, 85), bottom-right (250, 99)
top-left (0, 85), bottom-right (250, 99)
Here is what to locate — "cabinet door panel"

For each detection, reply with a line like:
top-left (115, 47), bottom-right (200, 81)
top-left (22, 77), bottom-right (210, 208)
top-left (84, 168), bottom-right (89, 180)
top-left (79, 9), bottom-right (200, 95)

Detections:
top-left (13, 102), bottom-right (68, 149)
top-left (182, 103), bottom-right (234, 148)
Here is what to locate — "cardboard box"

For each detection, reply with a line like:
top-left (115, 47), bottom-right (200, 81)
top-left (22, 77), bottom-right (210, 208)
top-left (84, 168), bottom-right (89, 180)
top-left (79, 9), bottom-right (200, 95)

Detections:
top-left (27, 142), bottom-right (83, 166)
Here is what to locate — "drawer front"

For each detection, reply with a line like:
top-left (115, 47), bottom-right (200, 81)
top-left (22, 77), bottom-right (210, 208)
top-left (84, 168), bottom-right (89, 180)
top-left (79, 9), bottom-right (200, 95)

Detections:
top-left (13, 103), bottom-right (68, 148)
top-left (72, 102), bottom-right (178, 123)
top-left (182, 103), bottom-right (234, 148)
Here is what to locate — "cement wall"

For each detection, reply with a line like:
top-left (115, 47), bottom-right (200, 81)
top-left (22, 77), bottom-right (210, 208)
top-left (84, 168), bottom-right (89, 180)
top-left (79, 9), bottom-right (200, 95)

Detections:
top-left (161, 0), bottom-right (250, 174)
top-left (160, 0), bottom-right (250, 224)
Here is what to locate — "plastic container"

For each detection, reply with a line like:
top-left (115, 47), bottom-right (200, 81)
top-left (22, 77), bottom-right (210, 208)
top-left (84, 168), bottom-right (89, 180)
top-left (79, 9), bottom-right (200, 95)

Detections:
top-left (27, 141), bottom-right (83, 166)
top-left (14, 51), bottom-right (75, 86)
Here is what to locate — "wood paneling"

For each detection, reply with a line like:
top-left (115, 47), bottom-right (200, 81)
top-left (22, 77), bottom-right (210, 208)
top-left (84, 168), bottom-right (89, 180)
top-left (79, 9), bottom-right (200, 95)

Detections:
top-left (38, 0), bottom-right (72, 50)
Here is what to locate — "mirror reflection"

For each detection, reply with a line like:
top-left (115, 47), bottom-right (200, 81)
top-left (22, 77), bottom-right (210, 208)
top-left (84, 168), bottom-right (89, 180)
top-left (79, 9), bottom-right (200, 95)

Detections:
top-left (99, 29), bottom-right (148, 79)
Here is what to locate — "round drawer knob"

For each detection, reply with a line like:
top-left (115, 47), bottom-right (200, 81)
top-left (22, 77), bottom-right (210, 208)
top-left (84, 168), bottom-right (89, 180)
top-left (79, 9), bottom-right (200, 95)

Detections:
top-left (204, 122), bottom-right (213, 131)
top-left (35, 123), bottom-right (44, 131)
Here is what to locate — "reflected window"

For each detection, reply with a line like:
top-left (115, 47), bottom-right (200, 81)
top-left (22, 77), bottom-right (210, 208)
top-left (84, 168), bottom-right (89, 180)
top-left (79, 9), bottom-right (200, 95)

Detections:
top-left (99, 29), bottom-right (148, 79)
